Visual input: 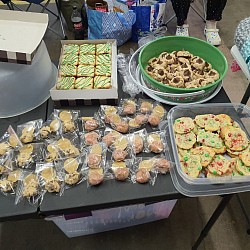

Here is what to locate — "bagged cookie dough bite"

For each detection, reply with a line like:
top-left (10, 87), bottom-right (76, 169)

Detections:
top-left (85, 143), bottom-right (107, 169)
top-left (138, 99), bottom-right (154, 114)
top-left (148, 102), bottom-right (167, 129)
top-left (146, 131), bottom-right (167, 154)
top-left (54, 109), bottom-right (80, 134)
top-left (87, 168), bottom-right (104, 187)
top-left (17, 119), bottom-right (43, 144)
top-left (128, 129), bottom-right (147, 155)
top-left (0, 152), bottom-right (13, 174)
top-left (102, 128), bottom-right (122, 148)
top-left (110, 135), bottom-right (134, 162)
top-left (39, 113), bottom-right (62, 139)
top-left (152, 155), bottom-right (173, 174)
top-left (15, 143), bottom-right (45, 169)
top-left (79, 130), bottom-right (103, 148)
top-left (119, 98), bottom-right (137, 116)
top-left (44, 140), bottom-right (61, 162)
top-left (0, 169), bottom-right (22, 195)
top-left (128, 113), bottom-right (148, 131)
top-left (99, 105), bottom-right (120, 125)
top-left (58, 154), bottom-right (87, 188)
top-left (131, 157), bottom-right (157, 185)
top-left (0, 126), bottom-right (23, 161)
top-left (110, 116), bottom-right (129, 134)
top-left (55, 132), bottom-right (80, 159)
top-left (107, 159), bottom-right (133, 182)
top-left (36, 162), bottom-right (64, 195)
top-left (80, 113), bottom-right (105, 132)
top-left (15, 170), bottom-right (45, 206)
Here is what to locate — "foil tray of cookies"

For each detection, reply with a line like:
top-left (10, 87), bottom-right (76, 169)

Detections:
top-left (0, 98), bottom-right (174, 206)
top-left (50, 40), bottom-right (118, 105)
top-left (168, 103), bottom-right (250, 186)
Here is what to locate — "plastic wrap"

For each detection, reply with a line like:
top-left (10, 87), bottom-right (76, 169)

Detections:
top-left (118, 98), bottom-right (137, 116)
top-left (128, 128), bottom-right (148, 155)
top-left (145, 131), bottom-right (167, 154)
top-left (0, 151), bottom-right (13, 174)
top-left (99, 105), bottom-right (118, 124)
top-left (102, 128), bottom-right (122, 148)
top-left (39, 113), bottom-right (62, 139)
top-left (152, 155), bottom-right (174, 174)
top-left (138, 99), bottom-right (154, 114)
top-left (36, 162), bottom-right (64, 195)
top-left (80, 113), bottom-right (105, 132)
top-left (131, 157), bottom-right (157, 185)
top-left (15, 143), bottom-right (45, 169)
top-left (44, 140), bottom-right (61, 162)
top-left (117, 51), bottom-right (141, 97)
top-left (15, 170), bottom-right (45, 206)
top-left (0, 126), bottom-right (22, 161)
top-left (110, 116), bottom-right (129, 134)
top-left (80, 130), bottom-right (103, 148)
top-left (0, 169), bottom-right (22, 195)
top-left (148, 102), bottom-right (167, 129)
top-left (17, 119), bottom-right (43, 144)
top-left (54, 109), bottom-right (80, 134)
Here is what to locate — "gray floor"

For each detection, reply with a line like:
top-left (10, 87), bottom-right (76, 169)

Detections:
top-left (1, 0), bottom-right (250, 249)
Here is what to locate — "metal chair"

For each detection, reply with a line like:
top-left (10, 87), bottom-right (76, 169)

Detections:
top-left (1, 0), bottom-right (67, 39)
top-left (166, 0), bottom-right (207, 25)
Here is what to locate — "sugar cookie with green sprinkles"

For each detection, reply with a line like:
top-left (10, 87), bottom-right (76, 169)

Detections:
top-left (173, 117), bottom-right (195, 134)
top-left (77, 65), bottom-right (95, 77)
top-left (96, 43), bottom-right (111, 55)
top-left (79, 44), bottom-right (96, 55)
top-left (95, 64), bottom-right (111, 76)
top-left (180, 154), bottom-right (202, 178)
top-left (59, 65), bottom-right (77, 77)
top-left (191, 146), bottom-right (215, 167)
top-left (75, 77), bottom-right (94, 89)
top-left (213, 145), bottom-right (227, 154)
top-left (197, 129), bottom-right (223, 149)
top-left (215, 114), bottom-right (233, 128)
top-left (63, 44), bottom-right (79, 55)
top-left (224, 127), bottom-right (249, 151)
top-left (204, 117), bottom-right (220, 132)
top-left (56, 77), bottom-right (75, 90)
top-left (194, 114), bottom-right (214, 128)
top-left (236, 158), bottom-right (250, 176)
top-left (96, 54), bottom-right (111, 65)
top-left (207, 155), bottom-right (231, 176)
top-left (230, 158), bottom-right (242, 176)
top-left (175, 131), bottom-right (196, 149)
top-left (79, 54), bottom-right (96, 65)
top-left (239, 149), bottom-right (250, 167)
top-left (61, 53), bottom-right (79, 66)
top-left (94, 76), bottom-right (111, 89)
top-left (206, 171), bottom-right (232, 178)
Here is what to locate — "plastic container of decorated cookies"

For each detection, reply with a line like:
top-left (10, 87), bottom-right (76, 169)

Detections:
top-left (168, 103), bottom-right (250, 185)
top-left (50, 40), bottom-right (118, 105)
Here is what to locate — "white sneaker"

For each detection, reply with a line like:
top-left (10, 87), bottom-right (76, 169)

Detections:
top-left (204, 28), bottom-right (221, 46)
top-left (175, 24), bottom-right (189, 36)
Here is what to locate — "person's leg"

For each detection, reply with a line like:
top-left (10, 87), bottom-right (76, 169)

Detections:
top-left (171, 0), bottom-right (191, 36)
top-left (205, 0), bottom-right (227, 45)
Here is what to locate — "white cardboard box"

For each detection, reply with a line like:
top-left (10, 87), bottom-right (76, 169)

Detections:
top-left (50, 39), bottom-right (118, 106)
top-left (0, 9), bottom-right (48, 64)
top-left (46, 200), bottom-right (177, 238)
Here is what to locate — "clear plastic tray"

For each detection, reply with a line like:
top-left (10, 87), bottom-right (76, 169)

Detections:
top-left (167, 103), bottom-right (250, 185)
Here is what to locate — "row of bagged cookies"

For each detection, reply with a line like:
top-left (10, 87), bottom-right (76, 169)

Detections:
top-left (173, 114), bottom-right (250, 179)
top-left (0, 100), bottom-right (172, 206)
top-left (57, 42), bottom-right (112, 90)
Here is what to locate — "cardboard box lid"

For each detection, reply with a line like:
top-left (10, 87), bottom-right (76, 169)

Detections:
top-left (0, 10), bottom-right (48, 63)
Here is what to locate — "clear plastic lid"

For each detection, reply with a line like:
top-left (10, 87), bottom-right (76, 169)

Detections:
top-left (167, 103), bottom-right (250, 186)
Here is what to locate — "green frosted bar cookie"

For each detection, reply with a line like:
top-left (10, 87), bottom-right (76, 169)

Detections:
top-left (57, 77), bottom-right (75, 90)
top-left (96, 43), bottom-right (111, 54)
top-left (75, 77), bottom-right (94, 89)
top-left (59, 65), bottom-right (77, 76)
top-left (77, 65), bottom-right (95, 77)
top-left (95, 64), bottom-right (111, 76)
top-left (96, 54), bottom-right (111, 65)
top-left (63, 44), bottom-right (79, 55)
top-left (79, 54), bottom-right (96, 65)
top-left (79, 44), bottom-right (96, 55)
top-left (61, 53), bottom-right (79, 66)
top-left (94, 76), bottom-right (111, 89)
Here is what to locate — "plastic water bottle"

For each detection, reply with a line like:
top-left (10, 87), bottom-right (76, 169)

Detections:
top-left (71, 5), bottom-right (84, 40)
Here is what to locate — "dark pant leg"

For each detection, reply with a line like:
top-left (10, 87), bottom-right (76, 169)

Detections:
top-left (171, 0), bottom-right (192, 26)
top-left (206, 0), bottom-right (227, 21)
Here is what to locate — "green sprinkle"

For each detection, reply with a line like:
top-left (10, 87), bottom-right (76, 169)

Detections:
top-left (188, 138), bottom-right (192, 141)
top-left (217, 155), bottom-right (220, 159)
top-left (248, 168), bottom-right (250, 172)
top-left (213, 171), bottom-right (217, 175)
top-left (205, 153), bottom-right (209, 157)
top-left (198, 167), bottom-right (202, 170)
top-left (211, 140), bottom-right (215, 143)
top-left (240, 171), bottom-right (243, 175)
top-left (242, 145), bottom-right (246, 149)
top-left (241, 161), bottom-right (244, 166)
top-left (176, 119), bottom-right (181, 122)
top-left (184, 156), bottom-right (189, 161)
top-left (232, 172), bottom-right (235, 176)
top-left (205, 135), bottom-right (209, 138)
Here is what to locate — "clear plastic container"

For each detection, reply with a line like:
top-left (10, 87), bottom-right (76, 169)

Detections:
top-left (167, 103), bottom-right (250, 185)
top-left (0, 40), bottom-right (57, 118)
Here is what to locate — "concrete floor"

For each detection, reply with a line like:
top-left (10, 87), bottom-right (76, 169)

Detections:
top-left (1, 0), bottom-right (250, 249)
